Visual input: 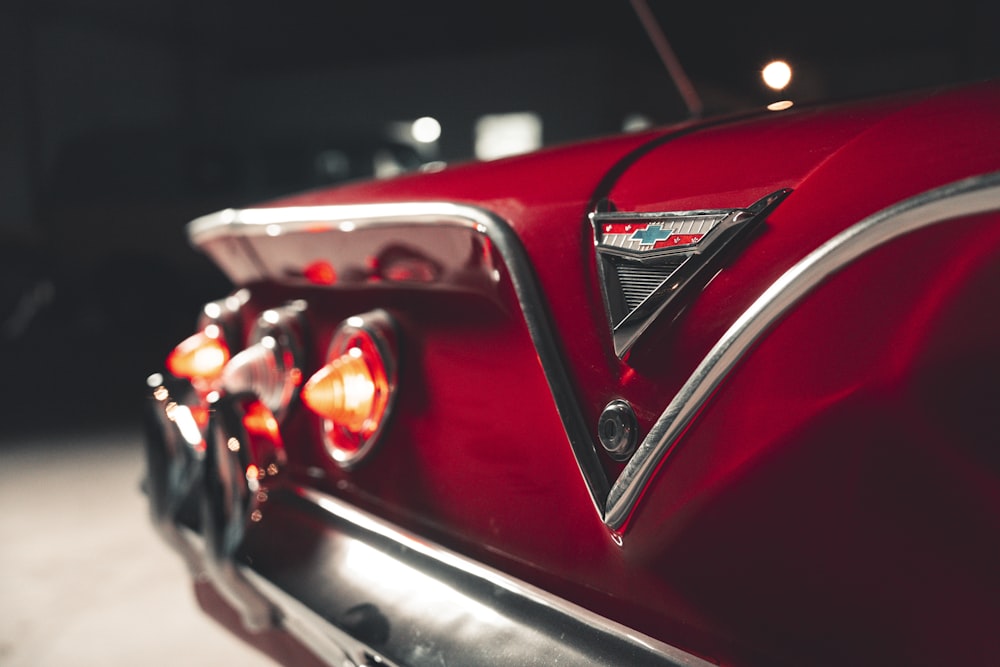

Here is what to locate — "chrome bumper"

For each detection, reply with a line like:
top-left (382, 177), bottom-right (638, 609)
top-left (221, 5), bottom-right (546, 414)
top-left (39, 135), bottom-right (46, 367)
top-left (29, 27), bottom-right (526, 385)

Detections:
top-left (143, 378), bottom-right (714, 667)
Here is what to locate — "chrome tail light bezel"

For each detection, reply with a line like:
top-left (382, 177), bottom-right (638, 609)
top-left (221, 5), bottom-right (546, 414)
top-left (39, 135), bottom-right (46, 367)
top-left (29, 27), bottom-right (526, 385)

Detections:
top-left (221, 300), bottom-right (308, 423)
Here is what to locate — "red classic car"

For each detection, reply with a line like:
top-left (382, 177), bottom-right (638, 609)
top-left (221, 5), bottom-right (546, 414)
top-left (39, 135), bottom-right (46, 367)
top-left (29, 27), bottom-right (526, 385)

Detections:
top-left (144, 77), bottom-right (1000, 666)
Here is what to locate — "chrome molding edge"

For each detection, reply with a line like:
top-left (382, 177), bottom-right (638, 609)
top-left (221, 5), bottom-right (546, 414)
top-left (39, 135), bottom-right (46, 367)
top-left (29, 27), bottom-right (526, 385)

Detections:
top-left (604, 170), bottom-right (1000, 529)
top-left (240, 565), bottom-right (401, 667)
top-left (190, 203), bottom-right (613, 516)
top-left (249, 486), bottom-right (715, 667)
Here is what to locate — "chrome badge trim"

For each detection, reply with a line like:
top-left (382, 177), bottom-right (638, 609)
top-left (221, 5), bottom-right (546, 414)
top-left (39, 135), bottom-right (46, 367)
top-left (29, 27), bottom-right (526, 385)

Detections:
top-left (591, 190), bottom-right (790, 357)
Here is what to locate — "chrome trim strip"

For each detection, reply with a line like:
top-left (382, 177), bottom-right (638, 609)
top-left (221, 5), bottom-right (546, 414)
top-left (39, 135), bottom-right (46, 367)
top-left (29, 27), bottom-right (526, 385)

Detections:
top-left (277, 486), bottom-right (715, 666)
top-left (190, 203), bottom-right (612, 515)
top-left (190, 203), bottom-right (491, 240)
top-left (226, 301), bottom-right (308, 422)
top-left (166, 486), bottom-right (714, 666)
top-left (240, 567), bottom-right (400, 667)
top-left (604, 171), bottom-right (1000, 529)
top-left (171, 526), bottom-right (392, 667)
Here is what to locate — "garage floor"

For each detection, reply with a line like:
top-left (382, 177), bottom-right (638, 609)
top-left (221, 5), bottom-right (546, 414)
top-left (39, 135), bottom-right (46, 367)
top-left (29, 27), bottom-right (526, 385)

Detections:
top-left (0, 424), bottom-right (276, 666)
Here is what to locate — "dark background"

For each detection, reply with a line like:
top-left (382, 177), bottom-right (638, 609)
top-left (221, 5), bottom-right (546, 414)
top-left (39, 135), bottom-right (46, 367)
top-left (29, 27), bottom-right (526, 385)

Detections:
top-left (2, 0), bottom-right (998, 432)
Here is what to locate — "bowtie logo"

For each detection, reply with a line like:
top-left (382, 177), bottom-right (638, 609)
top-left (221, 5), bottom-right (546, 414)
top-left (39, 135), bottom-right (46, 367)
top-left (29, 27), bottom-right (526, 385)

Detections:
top-left (630, 224), bottom-right (674, 246)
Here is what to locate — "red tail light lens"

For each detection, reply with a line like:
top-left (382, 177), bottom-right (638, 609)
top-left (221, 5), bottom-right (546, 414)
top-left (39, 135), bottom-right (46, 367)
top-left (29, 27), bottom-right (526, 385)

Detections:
top-left (242, 401), bottom-right (282, 442)
top-left (302, 310), bottom-right (397, 467)
top-left (166, 326), bottom-right (230, 381)
top-left (303, 260), bottom-right (337, 285)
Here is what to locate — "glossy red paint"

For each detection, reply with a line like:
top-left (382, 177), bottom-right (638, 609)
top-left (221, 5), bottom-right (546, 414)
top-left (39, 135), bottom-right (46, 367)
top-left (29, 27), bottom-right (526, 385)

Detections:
top-left (160, 82), bottom-right (1000, 666)
top-left (623, 211), bottom-right (1000, 664)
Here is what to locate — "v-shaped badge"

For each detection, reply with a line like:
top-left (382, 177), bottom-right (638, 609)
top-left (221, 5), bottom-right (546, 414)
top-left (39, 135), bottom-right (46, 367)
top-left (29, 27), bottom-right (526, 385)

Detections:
top-left (590, 189), bottom-right (791, 358)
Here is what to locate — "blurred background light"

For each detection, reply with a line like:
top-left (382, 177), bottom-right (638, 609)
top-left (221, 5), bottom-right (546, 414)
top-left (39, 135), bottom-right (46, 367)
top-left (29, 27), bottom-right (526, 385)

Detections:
top-left (474, 112), bottom-right (543, 160)
top-left (622, 113), bottom-right (654, 132)
top-left (762, 60), bottom-right (793, 90)
top-left (411, 116), bottom-right (442, 143)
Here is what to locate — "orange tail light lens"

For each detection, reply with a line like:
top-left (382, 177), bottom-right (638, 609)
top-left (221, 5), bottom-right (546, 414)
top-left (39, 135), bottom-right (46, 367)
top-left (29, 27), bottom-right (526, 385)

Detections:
top-left (302, 349), bottom-right (385, 435)
top-left (166, 326), bottom-right (230, 381)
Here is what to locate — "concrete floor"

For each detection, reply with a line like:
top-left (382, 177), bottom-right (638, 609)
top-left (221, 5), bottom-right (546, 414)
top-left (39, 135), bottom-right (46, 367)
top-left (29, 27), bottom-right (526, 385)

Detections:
top-left (0, 424), bottom-right (277, 666)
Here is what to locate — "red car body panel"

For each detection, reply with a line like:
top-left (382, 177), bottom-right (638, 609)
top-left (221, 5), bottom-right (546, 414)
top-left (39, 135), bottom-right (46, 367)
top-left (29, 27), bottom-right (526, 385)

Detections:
top-left (148, 82), bottom-right (1000, 666)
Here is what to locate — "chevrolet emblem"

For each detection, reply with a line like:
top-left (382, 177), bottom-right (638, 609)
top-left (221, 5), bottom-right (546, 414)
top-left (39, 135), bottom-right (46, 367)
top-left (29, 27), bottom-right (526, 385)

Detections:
top-left (590, 189), bottom-right (791, 358)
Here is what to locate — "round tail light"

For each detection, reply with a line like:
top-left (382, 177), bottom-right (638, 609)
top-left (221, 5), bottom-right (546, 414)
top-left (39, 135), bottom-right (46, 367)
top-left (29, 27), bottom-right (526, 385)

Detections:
top-left (165, 291), bottom-right (247, 389)
top-left (166, 326), bottom-right (230, 383)
top-left (301, 310), bottom-right (398, 468)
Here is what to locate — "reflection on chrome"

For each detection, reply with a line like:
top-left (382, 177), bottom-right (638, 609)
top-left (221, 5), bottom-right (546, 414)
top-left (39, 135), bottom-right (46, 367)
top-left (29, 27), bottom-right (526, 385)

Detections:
top-left (224, 289), bottom-right (251, 313)
top-left (246, 465), bottom-right (260, 493)
top-left (341, 540), bottom-right (508, 631)
top-left (420, 160), bottom-right (447, 173)
top-left (164, 402), bottom-right (202, 447)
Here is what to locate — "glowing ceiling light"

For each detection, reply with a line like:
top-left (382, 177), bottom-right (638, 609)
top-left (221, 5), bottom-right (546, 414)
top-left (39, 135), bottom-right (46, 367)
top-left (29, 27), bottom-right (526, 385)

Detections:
top-left (762, 60), bottom-right (793, 90)
top-left (474, 112), bottom-right (542, 160)
top-left (411, 116), bottom-right (442, 143)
